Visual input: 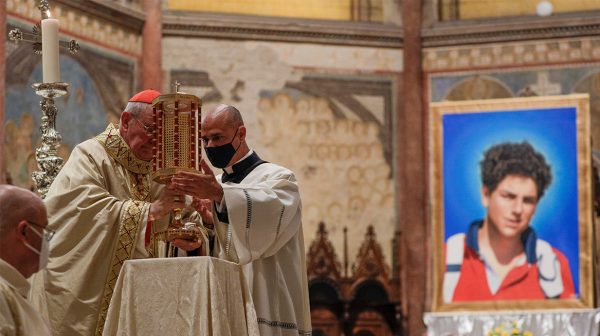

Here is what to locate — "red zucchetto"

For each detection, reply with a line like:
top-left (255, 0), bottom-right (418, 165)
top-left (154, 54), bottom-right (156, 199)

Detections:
top-left (128, 89), bottom-right (161, 104)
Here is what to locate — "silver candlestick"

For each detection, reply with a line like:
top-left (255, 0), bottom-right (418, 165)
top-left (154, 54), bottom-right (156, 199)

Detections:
top-left (31, 82), bottom-right (69, 198)
top-left (7, 0), bottom-right (78, 197)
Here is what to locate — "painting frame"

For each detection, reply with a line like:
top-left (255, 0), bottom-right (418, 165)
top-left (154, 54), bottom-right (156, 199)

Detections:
top-left (430, 94), bottom-right (594, 311)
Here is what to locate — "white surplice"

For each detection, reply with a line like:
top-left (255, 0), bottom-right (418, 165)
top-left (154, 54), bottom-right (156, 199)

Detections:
top-left (0, 259), bottom-right (51, 336)
top-left (211, 159), bottom-right (312, 336)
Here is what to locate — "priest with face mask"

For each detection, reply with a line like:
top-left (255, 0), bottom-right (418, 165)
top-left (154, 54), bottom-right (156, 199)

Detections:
top-left (170, 104), bottom-right (312, 336)
top-left (0, 185), bottom-right (52, 336)
top-left (29, 90), bottom-right (188, 336)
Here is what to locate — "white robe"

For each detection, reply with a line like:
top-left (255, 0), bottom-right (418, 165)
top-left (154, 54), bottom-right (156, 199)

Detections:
top-left (212, 161), bottom-right (312, 336)
top-left (0, 259), bottom-right (51, 336)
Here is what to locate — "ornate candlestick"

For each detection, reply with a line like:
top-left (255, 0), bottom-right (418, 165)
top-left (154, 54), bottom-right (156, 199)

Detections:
top-left (152, 83), bottom-right (204, 257)
top-left (7, 0), bottom-right (78, 197)
top-left (31, 82), bottom-right (68, 197)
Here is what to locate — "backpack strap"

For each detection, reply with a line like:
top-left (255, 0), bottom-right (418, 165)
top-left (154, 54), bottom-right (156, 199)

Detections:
top-left (536, 238), bottom-right (564, 298)
top-left (443, 233), bottom-right (465, 303)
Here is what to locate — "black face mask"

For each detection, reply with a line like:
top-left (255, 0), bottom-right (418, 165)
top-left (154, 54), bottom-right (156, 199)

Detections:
top-left (205, 128), bottom-right (241, 168)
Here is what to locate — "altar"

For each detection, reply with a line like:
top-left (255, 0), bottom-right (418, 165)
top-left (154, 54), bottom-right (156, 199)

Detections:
top-left (102, 257), bottom-right (259, 336)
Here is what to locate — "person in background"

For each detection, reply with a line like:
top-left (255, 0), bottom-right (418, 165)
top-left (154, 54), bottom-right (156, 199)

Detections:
top-left (0, 185), bottom-right (52, 336)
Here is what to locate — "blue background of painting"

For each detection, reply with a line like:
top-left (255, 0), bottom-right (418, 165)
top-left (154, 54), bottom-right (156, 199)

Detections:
top-left (442, 107), bottom-right (580, 295)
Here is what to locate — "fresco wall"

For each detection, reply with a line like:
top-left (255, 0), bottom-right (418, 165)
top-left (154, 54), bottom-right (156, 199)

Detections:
top-left (426, 36), bottom-right (600, 152)
top-left (163, 37), bottom-right (402, 267)
top-left (5, 0), bottom-right (140, 189)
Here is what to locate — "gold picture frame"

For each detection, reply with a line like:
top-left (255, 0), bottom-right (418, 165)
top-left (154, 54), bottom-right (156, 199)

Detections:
top-left (430, 94), bottom-right (594, 311)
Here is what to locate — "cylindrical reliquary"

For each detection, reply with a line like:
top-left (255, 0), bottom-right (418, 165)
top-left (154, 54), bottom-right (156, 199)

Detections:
top-left (151, 92), bottom-right (202, 182)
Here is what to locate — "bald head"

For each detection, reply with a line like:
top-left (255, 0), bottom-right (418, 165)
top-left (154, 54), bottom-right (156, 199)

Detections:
top-left (206, 104), bottom-right (244, 128)
top-left (201, 104), bottom-right (250, 168)
top-left (0, 185), bottom-right (47, 278)
top-left (0, 185), bottom-right (46, 236)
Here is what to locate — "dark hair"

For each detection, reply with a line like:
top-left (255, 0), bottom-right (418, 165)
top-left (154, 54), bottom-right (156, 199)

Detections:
top-left (480, 141), bottom-right (552, 199)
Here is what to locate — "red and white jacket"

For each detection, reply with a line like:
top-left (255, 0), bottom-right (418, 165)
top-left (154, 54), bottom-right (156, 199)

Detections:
top-left (443, 221), bottom-right (575, 302)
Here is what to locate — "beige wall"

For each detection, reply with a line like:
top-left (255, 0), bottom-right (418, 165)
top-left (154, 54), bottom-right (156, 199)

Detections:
top-left (163, 37), bottom-right (402, 267)
top-left (449, 0), bottom-right (600, 20)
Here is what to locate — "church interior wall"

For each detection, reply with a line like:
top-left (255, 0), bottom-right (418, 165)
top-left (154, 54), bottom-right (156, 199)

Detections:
top-left (423, 31), bottom-right (600, 318)
top-left (162, 36), bottom-right (402, 270)
top-left (4, 0), bottom-right (142, 188)
top-left (439, 0), bottom-right (600, 21)
top-left (425, 35), bottom-right (600, 151)
top-left (7, 0), bottom-right (600, 334)
top-left (166, 0), bottom-right (402, 25)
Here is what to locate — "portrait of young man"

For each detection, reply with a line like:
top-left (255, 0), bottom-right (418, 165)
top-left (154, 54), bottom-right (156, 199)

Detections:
top-left (442, 141), bottom-right (576, 302)
top-left (431, 96), bottom-right (594, 312)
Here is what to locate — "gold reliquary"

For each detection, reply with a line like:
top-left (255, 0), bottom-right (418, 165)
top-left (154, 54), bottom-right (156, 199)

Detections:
top-left (151, 90), bottom-right (203, 256)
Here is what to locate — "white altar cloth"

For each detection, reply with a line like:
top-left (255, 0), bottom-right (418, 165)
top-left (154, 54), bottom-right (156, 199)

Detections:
top-left (103, 257), bottom-right (259, 336)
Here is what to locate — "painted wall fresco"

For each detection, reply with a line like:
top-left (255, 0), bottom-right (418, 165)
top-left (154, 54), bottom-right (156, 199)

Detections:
top-left (5, 55), bottom-right (109, 189)
top-left (7, 0), bottom-right (142, 57)
top-left (257, 89), bottom-right (395, 268)
top-left (163, 38), bottom-right (401, 267)
top-left (5, 1), bottom-right (139, 190)
top-left (429, 64), bottom-right (600, 152)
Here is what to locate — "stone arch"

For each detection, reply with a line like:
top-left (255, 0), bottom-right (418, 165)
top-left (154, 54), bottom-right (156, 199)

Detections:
top-left (348, 280), bottom-right (397, 334)
top-left (309, 278), bottom-right (343, 305)
top-left (350, 279), bottom-right (389, 303)
top-left (444, 75), bottom-right (513, 101)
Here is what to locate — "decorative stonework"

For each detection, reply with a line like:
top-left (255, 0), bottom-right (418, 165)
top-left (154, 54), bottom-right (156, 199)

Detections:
top-left (257, 92), bottom-right (395, 267)
top-left (429, 64), bottom-right (600, 152)
top-left (307, 222), bottom-right (343, 281)
top-left (7, 0), bottom-right (142, 57)
top-left (424, 14), bottom-right (600, 47)
top-left (424, 37), bottom-right (600, 72)
top-left (162, 11), bottom-right (403, 48)
top-left (352, 225), bottom-right (390, 285)
top-left (307, 223), bottom-right (400, 336)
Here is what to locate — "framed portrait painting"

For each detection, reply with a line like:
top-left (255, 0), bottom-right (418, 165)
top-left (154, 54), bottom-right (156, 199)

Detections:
top-left (430, 94), bottom-right (594, 311)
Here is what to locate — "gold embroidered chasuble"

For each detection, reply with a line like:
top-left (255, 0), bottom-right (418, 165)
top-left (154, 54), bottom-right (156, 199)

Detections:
top-left (29, 124), bottom-right (169, 336)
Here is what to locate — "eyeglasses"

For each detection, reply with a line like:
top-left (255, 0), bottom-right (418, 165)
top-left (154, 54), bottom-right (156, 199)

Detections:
top-left (133, 118), bottom-right (155, 135)
top-left (26, 221), bottom-right (55, 242)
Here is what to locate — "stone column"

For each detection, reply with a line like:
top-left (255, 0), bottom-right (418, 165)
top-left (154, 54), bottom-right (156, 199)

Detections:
top-left (0, 1), bottom-right (6, 184)
top-left (142, 0), bottom-right (162, 91)
top-left (399, 0), bottom-right (426, 335)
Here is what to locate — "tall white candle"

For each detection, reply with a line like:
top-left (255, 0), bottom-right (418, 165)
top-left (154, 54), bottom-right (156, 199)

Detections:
top-left (41, 18), bottom-right (60, 83)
